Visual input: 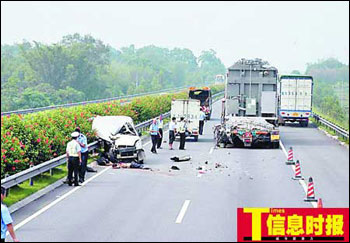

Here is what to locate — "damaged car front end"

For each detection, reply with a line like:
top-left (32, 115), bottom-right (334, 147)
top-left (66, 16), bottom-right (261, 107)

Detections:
top-left (92, 116), bottom-right (146, 164)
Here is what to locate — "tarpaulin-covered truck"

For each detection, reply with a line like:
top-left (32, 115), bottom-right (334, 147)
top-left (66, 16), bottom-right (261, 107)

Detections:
top-left (278, 75), bottom-right (313, 127)
top-left (215, 58), bottom-right (280, 148)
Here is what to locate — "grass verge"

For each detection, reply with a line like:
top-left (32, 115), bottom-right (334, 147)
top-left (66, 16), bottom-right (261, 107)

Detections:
top-left (310, 117), bottom-right (349, 145)
top-left (3, 154), bottom-right (99, 207)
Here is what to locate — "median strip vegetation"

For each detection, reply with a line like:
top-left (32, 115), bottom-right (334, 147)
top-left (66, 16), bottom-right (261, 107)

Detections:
top-left (1, 85), bottom-right (224, 206)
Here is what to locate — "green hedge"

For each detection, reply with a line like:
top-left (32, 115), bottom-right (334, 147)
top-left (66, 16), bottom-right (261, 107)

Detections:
top-left (1, 84), bottom-right (224, 178)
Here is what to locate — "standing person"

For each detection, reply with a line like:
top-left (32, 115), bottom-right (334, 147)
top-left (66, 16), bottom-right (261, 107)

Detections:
top-left (169, 117), bottom-right (177, 150)
top-left (157, 115), bottom-right (164, 149)
top-left (1, 187), bottom-right (19, 242)
top-left (199, 108), bottom-right (206, 135)
top-left (66, 132), bottom-right (82, 187)
top-left (149, 119), bottom-right (161, 154)
top-left (178, 117), bottom-right (187, 150)
top-left (75, 127), bottom-right (88, 183)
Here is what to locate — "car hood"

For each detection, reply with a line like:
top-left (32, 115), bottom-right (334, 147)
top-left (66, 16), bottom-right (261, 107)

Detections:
top-left (114, 135), bottom-right (139, 147)
top-left (92, 116), bottom-right (136, 143)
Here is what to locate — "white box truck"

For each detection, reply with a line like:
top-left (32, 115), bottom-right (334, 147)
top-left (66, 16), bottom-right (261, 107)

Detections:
top-left (171, 99), bottom-right (201, 141)
top-left (278, 75), bottom-right (313, 127)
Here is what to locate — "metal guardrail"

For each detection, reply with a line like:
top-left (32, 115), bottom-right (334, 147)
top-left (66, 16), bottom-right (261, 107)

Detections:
top-left (312, 113), bottom-right (349, 140)
top-left (0, 90), bottom-right (225, 190)
top-left (1, 87), bottom-right (188, 116)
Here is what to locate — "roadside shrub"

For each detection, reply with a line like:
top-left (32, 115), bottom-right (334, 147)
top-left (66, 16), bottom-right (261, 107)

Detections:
top-left (1, 85), bottom-right (223, 178)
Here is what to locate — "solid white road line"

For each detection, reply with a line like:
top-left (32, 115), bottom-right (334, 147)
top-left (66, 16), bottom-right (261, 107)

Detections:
top-left (209, 147), bottom-right (214, 154)
top-left (12, 139), bottom-right (156, 234)
top-left (175, 200), bottom-right (191, 224)
top-left (12, 166), bottom-right (111, 232)
top-left (280, 140), bottom-right (317, 208)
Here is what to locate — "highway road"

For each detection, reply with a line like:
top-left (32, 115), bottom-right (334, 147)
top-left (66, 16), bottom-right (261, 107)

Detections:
top-left (6, 101), bottom-right (349, 242)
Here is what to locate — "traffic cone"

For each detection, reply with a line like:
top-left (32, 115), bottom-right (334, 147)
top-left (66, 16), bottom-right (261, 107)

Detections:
top-left (317, 198), bottom-right (323, 208)
top-left (292, 160), bottom-right (304, 180)
top-left (286, 147), bottom-right (296, 165)
top-left (304, 177), bottom-right (318, 202)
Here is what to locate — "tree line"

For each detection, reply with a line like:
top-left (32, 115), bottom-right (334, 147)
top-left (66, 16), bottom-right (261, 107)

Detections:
top-left (1, 33), bottom-right (226, 112)
top-left (304, 58), bottom-right (349, 129)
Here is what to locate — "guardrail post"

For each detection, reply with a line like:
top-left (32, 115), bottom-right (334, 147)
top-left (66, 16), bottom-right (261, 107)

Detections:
top-left (29, 164), bottom-right (34, 186)
top-left (4, 174), bottom-right (10, 196)
top-left (50, 169), bottom-right (54, 176)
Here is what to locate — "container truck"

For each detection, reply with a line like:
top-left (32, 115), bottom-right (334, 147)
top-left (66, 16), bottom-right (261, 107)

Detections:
top-left (215, 58), bottom-right (280, 148)
top-left (278, 75), bottom-right (313, 127)
top-left (171, 99), bottom-right (201, 141)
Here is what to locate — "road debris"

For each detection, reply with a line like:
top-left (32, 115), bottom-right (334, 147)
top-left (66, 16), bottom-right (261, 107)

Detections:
top-left (171, 165), bottom-right (180, 170)
top-left (112, 162), bottom-right (151, 170)
top-left (170, 155), bottom-right (192, 162)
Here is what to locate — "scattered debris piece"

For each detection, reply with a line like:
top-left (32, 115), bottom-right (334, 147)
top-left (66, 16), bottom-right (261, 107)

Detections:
top-left (170, 155), bottom-right (192, 162)
top-left (171, 165), bottom-right (180, 170)
top-left (87, 166), bottom-right (97, 173)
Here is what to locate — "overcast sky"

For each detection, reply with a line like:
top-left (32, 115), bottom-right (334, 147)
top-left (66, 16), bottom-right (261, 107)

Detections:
top-left (1, 1), bottom-right (349, 73)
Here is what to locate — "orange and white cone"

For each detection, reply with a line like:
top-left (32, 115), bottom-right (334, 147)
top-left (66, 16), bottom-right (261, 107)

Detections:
top-left (317, 198), bottom-right (323, 208)
top-left (304, 177), bottom-right (318, 202)
top-left (286, 147), bottom-right (296, 165)
top-left (292, 160), bottom-right (304, 180)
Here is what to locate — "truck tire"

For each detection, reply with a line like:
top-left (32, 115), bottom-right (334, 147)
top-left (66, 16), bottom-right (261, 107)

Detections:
top-left (300, 121), bottom-right (308, 127)
top-left (272, 142), bottom-right (280, 149)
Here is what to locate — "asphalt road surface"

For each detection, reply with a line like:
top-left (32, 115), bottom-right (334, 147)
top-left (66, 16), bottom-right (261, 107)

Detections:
top-left (6, 101), bottom-right (349, 242)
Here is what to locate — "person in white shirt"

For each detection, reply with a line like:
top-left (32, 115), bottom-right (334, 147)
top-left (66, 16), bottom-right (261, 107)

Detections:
top-left (199, 108), bottom-right (206, 135)
top-left (168, 117), bottom-right (177, 150)
top-left (66, 132), bottom-right (82, 186)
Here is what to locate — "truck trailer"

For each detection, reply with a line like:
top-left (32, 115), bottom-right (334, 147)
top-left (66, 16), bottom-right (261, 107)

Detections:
top-left (215, 58), bottom-right (280, 148)
top-left (278, 75), bottom-right (313, 127)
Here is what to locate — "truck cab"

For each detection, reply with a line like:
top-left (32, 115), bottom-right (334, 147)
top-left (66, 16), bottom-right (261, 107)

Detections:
top-left (189, 87), bottom-right (212, 120)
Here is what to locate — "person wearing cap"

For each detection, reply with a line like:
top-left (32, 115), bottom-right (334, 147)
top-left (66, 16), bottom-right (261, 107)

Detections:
top-left (178, 117), bottom-right (187, 150)
top-left (1, 187), bottom-right (19, 242)
top-left (156, 115), bottom-right (164, 149)
top-left (75, 127), bottom-right (88, 183)
top-left (66, 131), bottom-right (82, 186)
top-left (149, 119), bottom-right (161, 154)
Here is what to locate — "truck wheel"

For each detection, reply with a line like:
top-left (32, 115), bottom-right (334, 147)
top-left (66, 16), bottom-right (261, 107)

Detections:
top-left (272, 142), bottom-right (280, 149)
top-left (194, 136), bottom-right (199, 142)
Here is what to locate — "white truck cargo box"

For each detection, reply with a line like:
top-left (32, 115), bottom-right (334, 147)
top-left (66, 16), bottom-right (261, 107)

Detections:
top-left (278, 75), bottom-right (313, 126)
top-left (171, 99), bottom-right (201, 141)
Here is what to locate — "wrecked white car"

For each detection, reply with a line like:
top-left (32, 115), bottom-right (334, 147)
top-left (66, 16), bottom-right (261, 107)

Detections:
top-left (92, 116), bottom-right (146, 164)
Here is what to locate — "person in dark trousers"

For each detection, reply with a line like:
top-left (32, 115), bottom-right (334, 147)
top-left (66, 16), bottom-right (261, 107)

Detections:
top-left (1, 187), bottom-right (19, 242)
top-left (149, 119), bottom-right (161, 154)
top-left (75, 127), bottom-right (88, 183)
top-left (178, 117), bottom-right (186, 150)
top-left (157, 115), bottom-right (164, 149)
top-left (169, 117), bottom-right (177, 150)
top-left (66, 131), bottom-right (82, 186)
top-left (199, 107), bottom-right (206, 135)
